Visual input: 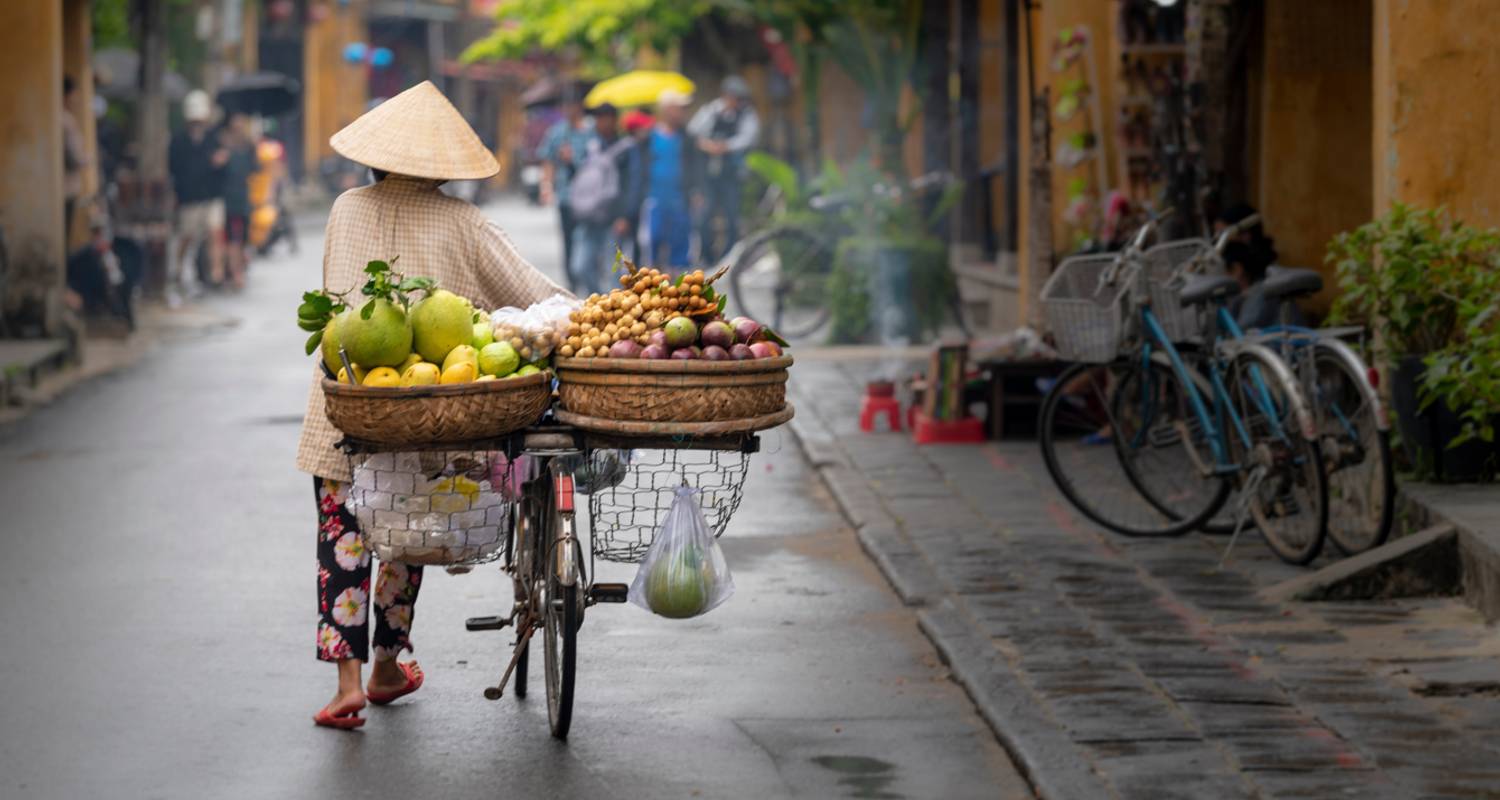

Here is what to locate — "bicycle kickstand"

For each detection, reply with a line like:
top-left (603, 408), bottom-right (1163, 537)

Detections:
top-left (482, 623), bottom-right (537, 701)
top-left (1217, 465), bottom-right (1267, 571)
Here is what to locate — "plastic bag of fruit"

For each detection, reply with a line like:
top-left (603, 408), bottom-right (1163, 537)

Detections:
top-left (628, 486), bottom-right (735, 618)
top-left (491, 295), bottom-right (579, 362)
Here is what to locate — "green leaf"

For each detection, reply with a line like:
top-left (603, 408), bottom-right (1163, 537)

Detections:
top-left (365, 260), bottom-right (390, 275)
top-left (361, 299), bottom-right (376, 320)
top-left (297, 317), bottom-right (326, 332)
top-left (745, 151), bottom-right (801, 206)
top-left (716, 294), bottom-right (728, 314)
top-left (304, 330), bottom-right (324, 355)
top-left (760, 325), bottom-right (789, 347)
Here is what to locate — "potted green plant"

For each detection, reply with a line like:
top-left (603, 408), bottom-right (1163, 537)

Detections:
top-left (1328, 203), bottom-right (1500, 481)
top-left (745, 154), bottom-right (961, 344)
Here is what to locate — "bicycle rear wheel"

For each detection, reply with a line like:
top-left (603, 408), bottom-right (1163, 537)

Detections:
top-left (1039, 359), bottom-right (1230, 537)
top-left (1309, 344), bottom-right (1395, 554)
top-left (729, 226), bottom-right (835, 339)
top-left (1224, 348), bottom-right (1328, 564)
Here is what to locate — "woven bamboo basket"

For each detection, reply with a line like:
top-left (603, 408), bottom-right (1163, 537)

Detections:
top-left (554, 355), bottom-right (792, 425)
top-left (321, 372), bottom-right (551, 447)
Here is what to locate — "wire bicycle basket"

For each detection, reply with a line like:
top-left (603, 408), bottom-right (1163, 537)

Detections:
top-left (1040, 252), bottom-right (1136, 363)
top-left (346, 451), bottom-right (516, 566)
top-left (587, 447), bottom-right (752, 563)
top-left (1144, 238), bottom-right (1217, 343)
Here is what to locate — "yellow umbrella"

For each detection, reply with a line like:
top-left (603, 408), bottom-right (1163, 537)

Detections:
top-left (585, 71), bottom-right (695, 109)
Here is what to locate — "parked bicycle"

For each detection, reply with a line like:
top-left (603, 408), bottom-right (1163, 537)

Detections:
top-left (1037, 212), bottom-right (1330, 564)
top-left (1163, 221), bottom-right (1395, 554)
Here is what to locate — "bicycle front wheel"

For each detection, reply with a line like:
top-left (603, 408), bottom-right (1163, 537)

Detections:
top-left (1224, 347), bottom-right (1329, 564)
top-left (1039, 360), bottom-right (1230, 537)
top-left (1309, 343), bottom-right (1395, 554)
top-left (729, 226), bottom-right (835, 339)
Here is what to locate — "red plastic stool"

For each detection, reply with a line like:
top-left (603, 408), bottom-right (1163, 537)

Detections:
top-left (860, 381), bottom-right (903, 432)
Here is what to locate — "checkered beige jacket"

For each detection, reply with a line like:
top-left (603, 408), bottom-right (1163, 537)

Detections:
top-left (296, 176), bottom-right (568, 481)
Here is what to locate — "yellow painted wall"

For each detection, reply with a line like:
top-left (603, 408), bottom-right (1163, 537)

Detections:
top-left (1015, 0), bottom-right (1119, 325)
top-left (303, 1), bottom-right (369, 176)
top-left (977, 0), bottom-right (1009, 246)
top-left (63, 0), bottom-right (97, 199)
top-left (1257, 0), bottom-right (1372, 310)
top-left (1373, 0), bottom-right (1500, 227)
top-left (0, 0), bottom-right (65, 310)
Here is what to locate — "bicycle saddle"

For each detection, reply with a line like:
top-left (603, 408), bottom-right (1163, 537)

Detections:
top-left (1260, 266), bottom-right (1323, 300)
top-left (1179, 273), bottom-right (1241, 307)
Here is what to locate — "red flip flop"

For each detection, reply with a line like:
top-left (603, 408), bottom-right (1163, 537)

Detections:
top-left (366, 661), bottom-right (424, 706)
top-left (313, 700), bottom-right (366, 730)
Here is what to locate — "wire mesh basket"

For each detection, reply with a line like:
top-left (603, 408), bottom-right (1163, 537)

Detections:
top-left (587, 448), bottom-right (752, 563)
top-left (1040, 252), bottom-right (1134, 363)
top-left (1144, 238), bottom-right (1218, 342)
top-left (346, 451), bottom-right (515, 566)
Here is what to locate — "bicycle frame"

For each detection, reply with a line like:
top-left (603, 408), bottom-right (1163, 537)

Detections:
top-left (1130, 301), bottom-right (1311, 476)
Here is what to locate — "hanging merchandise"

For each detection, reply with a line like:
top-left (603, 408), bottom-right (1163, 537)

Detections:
top-left (1050, 26), bottom-right (1108, 250)
top-left (628, 486), bottom-right (735, 619)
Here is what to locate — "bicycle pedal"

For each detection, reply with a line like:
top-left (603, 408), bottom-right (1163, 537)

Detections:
top-left (465, 615), bottom-right (511, 631)
top-left (588, 583), bottom-right (629, 603)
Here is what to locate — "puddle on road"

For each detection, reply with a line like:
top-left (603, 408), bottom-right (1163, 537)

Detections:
top-left (809, 755), bottom-right (903, 799)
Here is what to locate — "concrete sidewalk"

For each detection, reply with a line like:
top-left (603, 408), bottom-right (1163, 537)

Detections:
top-left (787, 351), bottom-right (1500, 800)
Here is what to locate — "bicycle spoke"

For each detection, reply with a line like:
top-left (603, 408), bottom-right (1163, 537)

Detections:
top-left (1226, 351), bottom-right (1327, 564)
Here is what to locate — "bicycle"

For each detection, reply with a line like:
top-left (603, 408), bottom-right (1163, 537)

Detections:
top-left (1037, 212), bottom-right (1330, 565)
top-left (342, 424), bottom-right (760, 740)
top-left (726, 171), bottom-right (960, 341)
top-left (1155, 222), bottom-right (1395, 554)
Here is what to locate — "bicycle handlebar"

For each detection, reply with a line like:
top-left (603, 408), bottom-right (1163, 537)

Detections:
top-left (1212, 213), bottom-right (1261, 252)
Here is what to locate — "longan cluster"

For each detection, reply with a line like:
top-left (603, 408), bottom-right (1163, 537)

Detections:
top-left (493, 320), bottom-right (559, 361)
top-left (559, 268), bottom-right (714, 358)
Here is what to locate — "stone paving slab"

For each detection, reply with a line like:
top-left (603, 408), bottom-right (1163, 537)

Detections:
top-left (788, 357), bottom-right (1500, 799)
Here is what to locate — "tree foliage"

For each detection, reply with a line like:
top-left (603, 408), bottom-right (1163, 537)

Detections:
top-left (462, 0), bottom-right (713, 72)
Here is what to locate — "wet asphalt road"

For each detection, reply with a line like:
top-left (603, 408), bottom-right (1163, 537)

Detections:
top-left (0, 197), bottom-right (1028, 799)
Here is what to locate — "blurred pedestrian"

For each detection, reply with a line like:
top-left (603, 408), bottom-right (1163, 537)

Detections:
top-left (643, 90), bottom-right (697, 269)
top-left (167, 90), bottom-right (227, 306)
top-left (218, 112), bottom-right (257, 290)
top-left (688, 76), bottom-right (759, 262)
top-left (566, 103), bottom-right (641, 296)
top-left (620, 110), bottom-right (655, 261)
top-left (539, 98), bottom-right (596, 290)
top-left (298, 81), bottom-right (567, 731)
top-left (61, 76), bottom-right (90, 243)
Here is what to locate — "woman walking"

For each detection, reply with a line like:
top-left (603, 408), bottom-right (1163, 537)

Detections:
top-left (296, 81), bottom-right (566, 730)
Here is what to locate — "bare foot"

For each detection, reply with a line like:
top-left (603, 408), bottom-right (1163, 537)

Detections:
top-left (367, 659), bottom-right (408, 696)
top-left (323, 686), bottom-right (366, 718)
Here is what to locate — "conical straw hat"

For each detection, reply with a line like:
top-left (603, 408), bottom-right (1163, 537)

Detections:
top-left (331, 81), bottom-right (500, 181)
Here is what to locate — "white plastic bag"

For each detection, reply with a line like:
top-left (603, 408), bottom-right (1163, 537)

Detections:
top-left (628, 486), bottom-right (735, 618)
top-left (491, 294), bottom-right (580, 362)
top-left (346, 451), bottom-right (511, 565)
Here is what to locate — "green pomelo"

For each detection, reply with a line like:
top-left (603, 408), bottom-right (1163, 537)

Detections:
top-left (320, 310), bottom-right (351, 375)
top-left (410, 290), bottom-right (476, 364)
top-left (645, 547), bottom-right (710, 618)
top-left (478, 341), bottom-right (520, 376)
top-left (338, 300), bottom-right (412, 368)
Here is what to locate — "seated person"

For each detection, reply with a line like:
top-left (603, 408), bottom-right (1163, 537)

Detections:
top-left (1213, 204), bottom-right (1304, 331)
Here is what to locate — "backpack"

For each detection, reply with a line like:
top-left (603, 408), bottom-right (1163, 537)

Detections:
top-left (567, 137), bottom-right (634, 222)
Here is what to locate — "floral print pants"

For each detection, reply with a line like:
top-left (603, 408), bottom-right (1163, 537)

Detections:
top-left (315, 478), bottom-right (423, 663)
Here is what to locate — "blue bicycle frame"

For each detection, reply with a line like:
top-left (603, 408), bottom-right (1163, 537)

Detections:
top-left (1125, 303), bottom-right (1293, 476)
